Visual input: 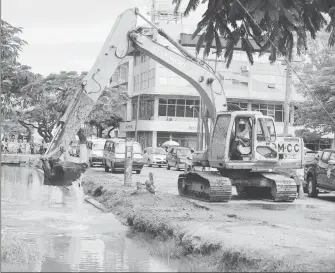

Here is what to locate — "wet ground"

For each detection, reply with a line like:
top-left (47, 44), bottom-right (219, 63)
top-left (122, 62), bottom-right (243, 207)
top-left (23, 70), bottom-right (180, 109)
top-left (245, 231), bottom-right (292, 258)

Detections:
top-left (1, 166), bottom-right (179, 272)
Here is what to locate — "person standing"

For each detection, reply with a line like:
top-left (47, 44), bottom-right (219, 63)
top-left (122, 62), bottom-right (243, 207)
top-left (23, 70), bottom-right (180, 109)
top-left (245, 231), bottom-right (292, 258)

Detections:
top-left (4, 139), bottom-right (9, 153)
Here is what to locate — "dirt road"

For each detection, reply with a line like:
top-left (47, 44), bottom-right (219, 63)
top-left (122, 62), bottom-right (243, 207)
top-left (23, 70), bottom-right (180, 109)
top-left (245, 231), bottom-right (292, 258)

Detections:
top-left (83, 165), bottom-right (335, 271)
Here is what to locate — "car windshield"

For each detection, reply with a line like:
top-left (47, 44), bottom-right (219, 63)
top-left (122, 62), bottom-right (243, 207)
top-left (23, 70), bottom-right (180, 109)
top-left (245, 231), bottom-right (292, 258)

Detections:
top-left (177, 148), bottom-right (191, 156)
top-left (151, 148), bottom-right (166, 155)
top-left (92, 142), bottom-right (105, 150)
top-left (115, 143), bottom-right (142, 154)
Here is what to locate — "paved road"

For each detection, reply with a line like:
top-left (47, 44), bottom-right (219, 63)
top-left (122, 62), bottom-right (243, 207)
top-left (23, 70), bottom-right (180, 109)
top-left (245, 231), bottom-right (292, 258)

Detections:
top-left (88, 164), bottom-right (335, 209)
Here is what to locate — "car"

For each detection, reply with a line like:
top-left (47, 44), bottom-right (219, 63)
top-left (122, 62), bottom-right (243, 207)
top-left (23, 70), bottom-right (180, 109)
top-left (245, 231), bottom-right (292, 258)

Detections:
top-left (87, 138), bottom-right (106, 167)
top-left (103, 138), bottom-right (145, 174)
top-left (166, 147), bottom-right (192, 171)
top-left (304, 149), bottom-right (335, 197)
top-left (304, 150), bottom-right (323, 165)
top-left (142, 147), bottom-right (167, 167)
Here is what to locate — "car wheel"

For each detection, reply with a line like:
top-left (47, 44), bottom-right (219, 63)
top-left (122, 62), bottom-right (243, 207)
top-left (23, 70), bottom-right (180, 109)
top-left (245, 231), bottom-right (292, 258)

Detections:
top-left (111, 162), bottom-right (116, 173)
top-left (158, 165), bottom-right (162, 168)
top-left (104, 161), bottom-right (109, 172)
top-left (166, 162), bottom-right (170, 170)
top-left (307, 175), bottom-right (318, 197)
top-left (147, 160), bottom-right (152, 167)
top-left (136, 170), bottom-right (141, 174)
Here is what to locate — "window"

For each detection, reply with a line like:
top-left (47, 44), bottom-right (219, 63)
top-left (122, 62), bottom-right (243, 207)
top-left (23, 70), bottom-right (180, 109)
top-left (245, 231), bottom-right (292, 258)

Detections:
top-left (120, 66), bottom-right (128, 81)
top-left (139, 99), bottom-right (154, 118)
top-left (158, 98), bottom-right (167, 116)
top-left (148, 68), bottom-right (155, 87)
top-left (227, 100), bottom-right (248, 111)
top-left (158, 98), bottom-right (199, 117)
top-left (256, 118), bottom-right (276, 142)
top-left (330, 152), bottom-right (335, 161)
top-left (252, 103), bottom-right (284, 122)
top-left (140, 72), bottom-right (148, 90)
top-left (134, 75), bottom-right (140, 92)
top-left (176, 99), bottom-right (185, 117)
top-left (134, 52), bottom-right (141, 66)
top-left (167, 99), bottom-right (176, 116)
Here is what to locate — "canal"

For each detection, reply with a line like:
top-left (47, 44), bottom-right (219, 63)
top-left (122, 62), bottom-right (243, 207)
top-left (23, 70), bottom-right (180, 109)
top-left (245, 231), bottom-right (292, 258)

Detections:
top-left (1, 166), bottom-right (177, 272)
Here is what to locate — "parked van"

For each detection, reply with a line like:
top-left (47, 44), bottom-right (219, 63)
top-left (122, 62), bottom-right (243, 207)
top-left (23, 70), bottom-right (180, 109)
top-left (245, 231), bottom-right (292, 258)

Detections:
top-left (142, 147), bottom-right (167, 167)
top-left (86, 138), bottom-right (106, 167)
top-left (103, 139), bottom-right (144, 174)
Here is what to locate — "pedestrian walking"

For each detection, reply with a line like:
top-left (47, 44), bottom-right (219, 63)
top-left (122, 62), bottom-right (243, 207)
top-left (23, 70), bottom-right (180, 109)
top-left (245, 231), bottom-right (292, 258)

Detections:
top-left (4, 140), bottom-right (9, 153)
top-left (30, 143), bottom-right (35, 154)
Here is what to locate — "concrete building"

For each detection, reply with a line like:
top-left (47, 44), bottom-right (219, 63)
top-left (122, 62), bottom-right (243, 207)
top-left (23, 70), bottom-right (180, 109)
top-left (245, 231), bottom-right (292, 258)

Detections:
top-left (112, 1), bottom-right (332, 150)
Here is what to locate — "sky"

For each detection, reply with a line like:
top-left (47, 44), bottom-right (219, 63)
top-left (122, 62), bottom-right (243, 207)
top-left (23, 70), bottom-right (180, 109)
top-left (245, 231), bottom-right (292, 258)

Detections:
top-left (3, 0), bottom-right (153, 75)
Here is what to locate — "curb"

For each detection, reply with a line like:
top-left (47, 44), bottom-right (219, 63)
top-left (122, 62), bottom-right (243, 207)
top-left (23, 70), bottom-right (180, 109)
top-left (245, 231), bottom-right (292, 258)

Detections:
top-left (84, 195), bottom-right (108, 212)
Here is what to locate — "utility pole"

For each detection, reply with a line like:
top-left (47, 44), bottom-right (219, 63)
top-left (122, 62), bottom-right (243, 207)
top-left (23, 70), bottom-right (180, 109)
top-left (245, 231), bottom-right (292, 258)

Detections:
top-left (284, 61), bottom-right (292, 136)
top-left (124, 138), bottom-right (133, 186)
top-left (199, 99), bottom-right (203, 150)
top-left (134, 94), bottom-right (140, 141)
top-left (196, 105), bottom-right (200, 151)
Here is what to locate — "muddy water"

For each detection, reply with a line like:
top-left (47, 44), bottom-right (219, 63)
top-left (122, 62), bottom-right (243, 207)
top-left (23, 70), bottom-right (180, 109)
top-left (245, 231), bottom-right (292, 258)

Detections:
top-left (1, 166), bottom-right (177, 272)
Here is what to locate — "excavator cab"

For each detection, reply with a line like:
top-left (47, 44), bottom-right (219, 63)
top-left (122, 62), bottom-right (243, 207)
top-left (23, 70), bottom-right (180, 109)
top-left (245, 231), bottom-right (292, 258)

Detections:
top-left (210, 111), bottom-right (278, 165)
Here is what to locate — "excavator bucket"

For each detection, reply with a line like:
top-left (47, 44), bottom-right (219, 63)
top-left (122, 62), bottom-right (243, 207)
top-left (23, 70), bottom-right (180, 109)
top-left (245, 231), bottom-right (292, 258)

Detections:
top-left (41, 158), bottom-right (88, 187)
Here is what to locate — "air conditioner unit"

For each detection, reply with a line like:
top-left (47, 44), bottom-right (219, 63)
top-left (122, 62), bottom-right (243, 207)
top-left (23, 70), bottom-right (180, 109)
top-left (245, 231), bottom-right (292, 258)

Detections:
top-left (241, 66), bottom-right (249, 72)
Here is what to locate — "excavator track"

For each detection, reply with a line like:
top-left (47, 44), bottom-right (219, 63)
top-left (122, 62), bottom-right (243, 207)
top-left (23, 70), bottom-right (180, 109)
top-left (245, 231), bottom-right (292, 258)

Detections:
top-left (178, 171), bottom-right (232, 202)
top-left (261, 173), bottom-right (297, 202)
top-left (233, 172), bottom-right (297, 202)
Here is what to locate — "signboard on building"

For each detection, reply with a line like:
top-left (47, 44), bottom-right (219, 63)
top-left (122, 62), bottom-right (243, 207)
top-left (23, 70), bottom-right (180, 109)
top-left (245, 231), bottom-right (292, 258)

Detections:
top-left (120, 120), bottom-right (199, 133)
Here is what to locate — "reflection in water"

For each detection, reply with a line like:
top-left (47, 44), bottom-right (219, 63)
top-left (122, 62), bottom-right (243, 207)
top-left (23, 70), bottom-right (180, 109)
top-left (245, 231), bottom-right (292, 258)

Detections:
top-left (1, 166), bottom-right (177, 272)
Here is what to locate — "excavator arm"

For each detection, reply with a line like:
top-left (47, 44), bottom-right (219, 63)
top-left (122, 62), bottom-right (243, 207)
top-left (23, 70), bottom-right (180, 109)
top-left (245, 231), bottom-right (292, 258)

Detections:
top-left (45, 8), bottom-right (227, 162)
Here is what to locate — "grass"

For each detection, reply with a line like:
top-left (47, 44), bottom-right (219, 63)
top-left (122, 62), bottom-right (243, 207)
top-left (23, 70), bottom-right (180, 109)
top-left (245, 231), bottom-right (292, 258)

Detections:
top-left (82, 179), bottom-right (335, 272)
top-left (1, 233), bottom-right (43, 264)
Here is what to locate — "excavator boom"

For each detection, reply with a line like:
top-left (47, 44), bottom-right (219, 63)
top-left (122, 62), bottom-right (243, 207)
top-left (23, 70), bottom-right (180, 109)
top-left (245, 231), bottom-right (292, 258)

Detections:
top-left (45, 8), bottom-right (227, 161)
top-left (42, 8), bottom-right (227, 186)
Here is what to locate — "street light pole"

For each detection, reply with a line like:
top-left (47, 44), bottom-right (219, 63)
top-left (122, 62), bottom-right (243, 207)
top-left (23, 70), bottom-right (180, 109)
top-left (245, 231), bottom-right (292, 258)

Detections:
top-left (284, 61), bottom-right (292, 136)
top-left (134, 94), bottom-right (140, 141)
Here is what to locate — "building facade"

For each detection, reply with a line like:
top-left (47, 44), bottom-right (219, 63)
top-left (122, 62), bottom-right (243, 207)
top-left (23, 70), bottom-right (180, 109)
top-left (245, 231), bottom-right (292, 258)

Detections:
top-left (113, 1), bottom-right (333, 150)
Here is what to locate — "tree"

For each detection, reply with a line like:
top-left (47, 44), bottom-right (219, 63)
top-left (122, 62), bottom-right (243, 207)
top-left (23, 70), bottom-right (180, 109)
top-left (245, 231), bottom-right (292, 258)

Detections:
top-left (1, 119), bottom-right (27, 139)
top-left (173, 0), bottom-right (335, 67)
top-left (16, 71), bottom-right (87, 142)
top-left (87, 86), bottom-right (129, 138)
top-left (293, 28), bottom-right (335, 136)
top-left (1, 20), bottom-right (36, 116)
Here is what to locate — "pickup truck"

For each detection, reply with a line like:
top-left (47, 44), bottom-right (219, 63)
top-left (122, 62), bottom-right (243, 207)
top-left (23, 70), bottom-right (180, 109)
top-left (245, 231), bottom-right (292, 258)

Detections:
top-left (304, 149), bottom-right (335, 197)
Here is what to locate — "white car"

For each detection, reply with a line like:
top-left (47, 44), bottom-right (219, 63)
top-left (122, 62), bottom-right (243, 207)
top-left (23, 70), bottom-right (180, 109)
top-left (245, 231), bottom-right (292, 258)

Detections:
top-left (143, 147), bottom-right (167, 167)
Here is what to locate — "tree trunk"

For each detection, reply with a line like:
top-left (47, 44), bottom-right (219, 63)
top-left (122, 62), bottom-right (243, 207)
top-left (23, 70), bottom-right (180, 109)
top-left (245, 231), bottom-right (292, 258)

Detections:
top-left (77, 128), bottom-right (88, 163)
top-left (107, 127), bottom-right (116, 138)
top-left (96, 126), bottom-right (103, 138)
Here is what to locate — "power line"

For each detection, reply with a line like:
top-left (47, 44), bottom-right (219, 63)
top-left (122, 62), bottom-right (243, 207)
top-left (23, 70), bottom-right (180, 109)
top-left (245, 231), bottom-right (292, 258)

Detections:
top-left (235, 0), bottom-right (335, 125)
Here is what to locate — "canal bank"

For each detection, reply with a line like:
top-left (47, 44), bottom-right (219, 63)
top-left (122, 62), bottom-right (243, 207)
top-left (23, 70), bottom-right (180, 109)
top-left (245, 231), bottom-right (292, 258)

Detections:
top-left (82, 171), bottom-right (335, 272)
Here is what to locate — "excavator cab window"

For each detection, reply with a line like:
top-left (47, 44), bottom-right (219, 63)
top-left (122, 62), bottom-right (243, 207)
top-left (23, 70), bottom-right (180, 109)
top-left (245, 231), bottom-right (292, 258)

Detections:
top-left (256, 118), bottom-right (276, 142)
top-left (229, 116), bottom-right (253, 160)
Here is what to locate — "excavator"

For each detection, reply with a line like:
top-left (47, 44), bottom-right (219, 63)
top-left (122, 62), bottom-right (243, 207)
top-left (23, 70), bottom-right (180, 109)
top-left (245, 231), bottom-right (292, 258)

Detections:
top-left (42, 8), bottom-right (304, 202)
